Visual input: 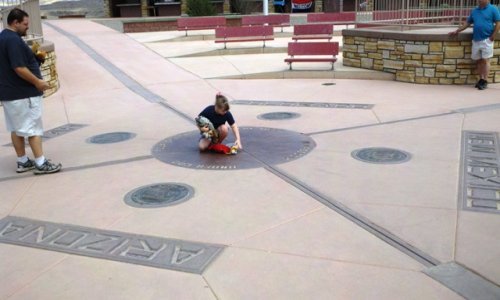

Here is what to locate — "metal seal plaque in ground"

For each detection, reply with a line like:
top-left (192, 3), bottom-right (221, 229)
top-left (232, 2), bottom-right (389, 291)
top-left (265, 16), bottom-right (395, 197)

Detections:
top-left (87, 132), bottom-right (136, 144)
top-left (124, 183), bottom-right (194, 208)
top-left (257, 112), bottom-right (301, 120)
top-left (152, 126), bottom-right (316, 170)
top-left (351, 147), bottom-right (411, 164)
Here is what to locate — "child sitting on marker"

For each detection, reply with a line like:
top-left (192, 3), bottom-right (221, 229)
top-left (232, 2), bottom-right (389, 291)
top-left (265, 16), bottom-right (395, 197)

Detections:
top-left (197, 93), bottom-right (242, 154)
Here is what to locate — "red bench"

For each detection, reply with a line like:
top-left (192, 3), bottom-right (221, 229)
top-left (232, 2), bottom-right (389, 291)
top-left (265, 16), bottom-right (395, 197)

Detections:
top-left (307, 12), bottom-right (356, 26)
top-left (241, 14), bottom-right (290, 32)
top-left (215, 25), bottom-right (274, 49)
top-left (292, 24), bottom-right (333, 41)
top-left (284, 42), bottom-right (339, 70)
top-left (177, 16), bottom-right (226, 36)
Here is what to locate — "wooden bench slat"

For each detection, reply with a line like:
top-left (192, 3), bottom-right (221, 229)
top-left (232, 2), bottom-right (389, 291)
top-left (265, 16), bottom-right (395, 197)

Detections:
top-left (285, 58), bottom-right (338, 63)
top-left (285, 42), bottom-right (339, 70)
top-left (292, 35), bottom-right (333, 41)
top-left (215, 37), bottom-right (274, 43)
top-left (292, 24), bottom-right (333, 41)
top-left (215, 25), bottom-right (275, 49)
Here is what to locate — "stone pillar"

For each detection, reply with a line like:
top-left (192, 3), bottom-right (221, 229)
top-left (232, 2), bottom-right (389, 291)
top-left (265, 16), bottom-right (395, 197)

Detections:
top-left (140, 0), bottom-right (149, 17)
top-left (223, 0), bottom-right (231, 13)
top-left (315, 0), bottom-right (323, 12)
top-left (181, 0), bottom-right (188, 15)
top-left (269, 0), bottom-right (275, 13)
top-left (39, 41), bottom-right (60, 97)
top-left (102, 0), bottom-right (112, 17)
top-left (366, 0), bottom-right (374, 11)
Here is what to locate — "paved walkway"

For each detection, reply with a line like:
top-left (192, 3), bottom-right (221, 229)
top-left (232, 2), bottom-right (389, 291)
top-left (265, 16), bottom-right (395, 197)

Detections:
top-left (0, 19), bottom-right (499, 299)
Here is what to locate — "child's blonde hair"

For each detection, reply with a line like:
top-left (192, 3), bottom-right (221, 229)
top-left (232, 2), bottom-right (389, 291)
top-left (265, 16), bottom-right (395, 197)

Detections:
top-left (215, 93), bottom-right (230, 111)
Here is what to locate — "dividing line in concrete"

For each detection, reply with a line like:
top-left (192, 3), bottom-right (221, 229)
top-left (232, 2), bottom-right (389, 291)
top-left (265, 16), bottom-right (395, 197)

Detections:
top-left (44, 22), bottom-right (194, 124)
top-left (424, 262), bottom-right (500, 299)
top-left (0, 155), bottom-right (154, 183)
top-left (306, 112), bottom-right (456, 136)
top-left (242, 149), bottom-right (441, 267)
top-left (453, 103), bottom-right (500, 114)
top-left (308, 102), bottom-right (500, 137)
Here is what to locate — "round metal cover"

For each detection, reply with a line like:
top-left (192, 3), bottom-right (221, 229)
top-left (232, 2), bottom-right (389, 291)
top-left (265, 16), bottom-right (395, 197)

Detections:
top-left (257, 112), bottom-right (301, 120)
top-left (88, 132), bottom-right (136, 144)
top-left (152, 127), bottom-right (316, 170)
top-left (124, 183), bottom-right (194, 208)
top-left (351, 147), bottom-right (411, 164)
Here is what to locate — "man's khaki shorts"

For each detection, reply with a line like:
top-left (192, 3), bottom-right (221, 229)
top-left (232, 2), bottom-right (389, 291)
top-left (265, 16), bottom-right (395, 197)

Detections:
top-left (471, 38), bottom-right (494, 60)
top-left (1, 96), bottom-right (44, 137)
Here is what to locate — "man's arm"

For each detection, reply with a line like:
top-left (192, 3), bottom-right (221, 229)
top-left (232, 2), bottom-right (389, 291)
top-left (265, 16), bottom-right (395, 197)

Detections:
top-left (491, 21), bottom-right (500, 41)
top-left (449, 22), bottom-right (471, 36)
top-left (14, 67), bottom-right (49, 91)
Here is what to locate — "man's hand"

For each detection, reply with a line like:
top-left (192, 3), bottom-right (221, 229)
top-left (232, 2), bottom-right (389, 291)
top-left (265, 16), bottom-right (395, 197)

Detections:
top-left (448, 29), bottom-right (459, 37)
top-left (200, 125), bottom-right (209, 133)
top-left (35, 79), bottom-right (49, 92)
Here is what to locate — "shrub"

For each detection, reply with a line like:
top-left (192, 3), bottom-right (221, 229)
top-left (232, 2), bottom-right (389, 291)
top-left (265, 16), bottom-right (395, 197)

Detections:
top-left (230, 0), bottom-right (259, 14)
top-left (186, 0), bottom-right (217, 16)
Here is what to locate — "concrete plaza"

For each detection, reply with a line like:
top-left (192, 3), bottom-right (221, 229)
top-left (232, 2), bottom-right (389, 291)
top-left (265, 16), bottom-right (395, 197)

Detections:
top-left (0, 19), bottom-right (499, 299)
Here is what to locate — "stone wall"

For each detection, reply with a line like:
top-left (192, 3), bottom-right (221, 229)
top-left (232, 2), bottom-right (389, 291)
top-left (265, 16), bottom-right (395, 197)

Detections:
top-left (343, 28), bottom-right (500, 84)
top-left (40, 41), bottom-right (60, 97)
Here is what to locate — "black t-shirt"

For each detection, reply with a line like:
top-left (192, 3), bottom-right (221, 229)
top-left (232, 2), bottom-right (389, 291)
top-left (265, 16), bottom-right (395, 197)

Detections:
top-left (0, 29), bottom-right (43, 101)
top-left (199, 105), bottom-right (235, 129)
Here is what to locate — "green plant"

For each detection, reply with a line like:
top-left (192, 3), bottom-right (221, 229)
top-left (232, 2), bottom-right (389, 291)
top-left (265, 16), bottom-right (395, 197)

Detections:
top-left (186, 0), bottom-right (216, 16)
top-left (230, 0), bottom-right (259, 14)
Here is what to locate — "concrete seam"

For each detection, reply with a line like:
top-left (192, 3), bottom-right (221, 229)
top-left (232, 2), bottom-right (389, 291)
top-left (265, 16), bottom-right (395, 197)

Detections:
top-left (261, 162), bottom-right (441, 267)
top-left (228, 245), bottom-right (425, 272)
top-left (44, 22), bottom-right (198, 125)
top-left (61, 94), bottom-right (71, 124)
top-left (370, 108), bottom-right (382, 124)
top-left (202, 275), bottom-right (220, 300)
top-left (7, 177), bottom-right (38, 216)
top-left (453, 115), bottom-right (466, 262)
top-left (229, 206), bottom-right (325, 245)
top-left (5, 255), bottom-right (70, 299)
top-left (0, 155), bottom-right (155, 183)
top-left (220, 55), bottom-right (244, 76)
top-left (306, 112), bottom-right (456, 136)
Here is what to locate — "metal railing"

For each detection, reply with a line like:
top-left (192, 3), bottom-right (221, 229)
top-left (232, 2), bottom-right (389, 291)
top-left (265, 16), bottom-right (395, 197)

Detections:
top-left (355, 0), bottom-right (480, 27)
top-left (1, 0), bottom-right (43, 41)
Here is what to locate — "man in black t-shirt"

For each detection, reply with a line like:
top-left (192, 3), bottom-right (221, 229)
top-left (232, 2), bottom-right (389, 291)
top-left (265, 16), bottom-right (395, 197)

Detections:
top-left (198, 94), bottom-right (242, 152)
top-left (0, 8), bottom-right (61, 174)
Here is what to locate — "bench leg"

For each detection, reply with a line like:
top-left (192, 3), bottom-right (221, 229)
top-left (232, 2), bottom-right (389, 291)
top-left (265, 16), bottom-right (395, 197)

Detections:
top-left (331, 62), bottom-right (334, 71)
top-left (289, 63), bottom-right (292, 71)
top-left (185, 30), bottom-right (188, 37)
top-left (263, 40), bottom-right (266, 48)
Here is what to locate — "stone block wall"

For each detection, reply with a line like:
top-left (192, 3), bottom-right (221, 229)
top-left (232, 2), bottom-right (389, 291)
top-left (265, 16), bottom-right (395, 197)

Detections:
top-left (343, 29), bottom-right (500, 84)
